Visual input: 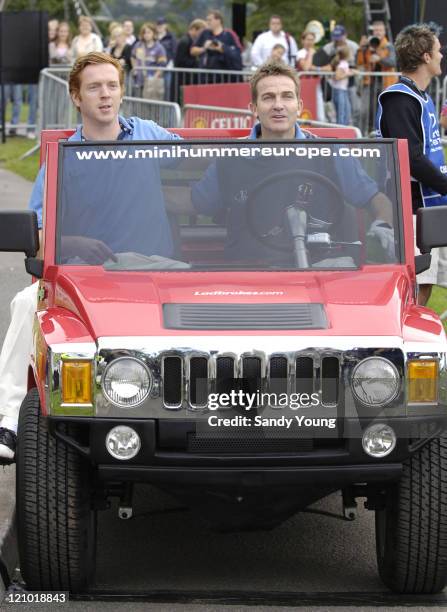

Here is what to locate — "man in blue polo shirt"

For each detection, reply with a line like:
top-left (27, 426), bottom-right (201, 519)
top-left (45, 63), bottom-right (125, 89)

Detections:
top-left (0, 52), bottom-right (180, 460)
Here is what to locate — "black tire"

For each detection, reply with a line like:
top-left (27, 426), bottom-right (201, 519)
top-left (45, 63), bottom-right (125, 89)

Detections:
top-left (376, 436), bottom-right (447, 593)
top-left (17, 388), bottom-right (96, 592)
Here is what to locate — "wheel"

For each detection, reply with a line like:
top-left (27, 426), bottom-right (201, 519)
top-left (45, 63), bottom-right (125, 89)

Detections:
top-left (375, 436), bottom-right (447, 593)
top-left (16, 388), bottom-right (97, 593)
top-left (246, 169), bottom-right (346, 253)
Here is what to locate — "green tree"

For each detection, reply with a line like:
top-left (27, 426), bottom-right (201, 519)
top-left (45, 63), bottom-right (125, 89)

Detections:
top-left (5, 0), bottom-right (100, 22)
top-left (246, 0), bottom-right (364, 43)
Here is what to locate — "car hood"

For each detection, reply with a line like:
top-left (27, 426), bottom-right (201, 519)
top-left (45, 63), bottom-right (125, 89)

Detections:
top-left (44, 265), bottom-right (441, 341)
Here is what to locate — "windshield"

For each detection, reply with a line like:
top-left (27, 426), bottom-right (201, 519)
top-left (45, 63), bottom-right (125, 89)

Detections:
top-left (56, 139), bottom-right (402, 271)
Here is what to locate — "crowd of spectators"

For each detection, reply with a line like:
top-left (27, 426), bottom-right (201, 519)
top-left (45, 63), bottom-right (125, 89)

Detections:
top-left (292, 20), bottom-right (398, 130)
top-left (3, 11), bottom-right (446, 137)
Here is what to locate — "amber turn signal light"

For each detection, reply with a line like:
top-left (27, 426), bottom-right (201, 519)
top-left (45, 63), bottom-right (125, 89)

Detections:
top-left (408, 360), bottom-right (438, 403)
top-left (62, 361), bottom-right (92, 404)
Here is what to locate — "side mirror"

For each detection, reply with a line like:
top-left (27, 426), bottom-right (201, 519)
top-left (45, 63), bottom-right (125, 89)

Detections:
top-left (0, 211), bottom-right (39, 256)
top-left (416, 206), bottom-right (447, 254)
top-left (0, 211), bottom-right (42, 277)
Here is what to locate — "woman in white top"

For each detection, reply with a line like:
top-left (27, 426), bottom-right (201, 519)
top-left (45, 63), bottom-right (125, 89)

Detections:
top-left (296, 31), bottom-right (316, 71)
top-left (330, 46), bottom-right (352, 125)
top-left (296, 31), bottom-right (325, 122)
top-left (71, 16), bottom-right (103, 60)
top-left (49, 21), bottom-right (73, 65)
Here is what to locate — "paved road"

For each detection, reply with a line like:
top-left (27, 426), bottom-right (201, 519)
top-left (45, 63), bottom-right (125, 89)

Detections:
top-left (0, 167), bottom-right (444, 611)
top-left (96, 486), bottom-right (377, 592)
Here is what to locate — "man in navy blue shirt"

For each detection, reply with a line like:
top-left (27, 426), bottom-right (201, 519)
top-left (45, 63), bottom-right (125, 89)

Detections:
top-left (192, 61), bottom-right (394, 260)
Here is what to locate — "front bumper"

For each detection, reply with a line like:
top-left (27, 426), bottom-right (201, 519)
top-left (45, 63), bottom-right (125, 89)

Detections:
top-left (48, 414), bottom-right (447, 488)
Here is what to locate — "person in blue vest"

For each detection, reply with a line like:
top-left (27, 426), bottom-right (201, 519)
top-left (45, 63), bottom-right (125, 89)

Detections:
top-left (0, 52), bottom-right (181, 461)
top-left (376, 23), bottom-right (447, 305)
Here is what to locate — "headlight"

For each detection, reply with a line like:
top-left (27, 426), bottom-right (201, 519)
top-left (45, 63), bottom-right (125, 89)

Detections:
top-left (351, 357), bottom-right (399, 407)
top-left (102, 357), bottom-right (152, 407)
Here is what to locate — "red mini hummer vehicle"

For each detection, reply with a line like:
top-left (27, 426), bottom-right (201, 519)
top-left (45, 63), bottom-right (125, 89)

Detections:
top-left (2, 128), bottom-right (447, 594)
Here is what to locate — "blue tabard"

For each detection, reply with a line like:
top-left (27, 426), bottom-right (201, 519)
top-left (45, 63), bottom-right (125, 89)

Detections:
top-left (376, 81), bottom-right (447, 207)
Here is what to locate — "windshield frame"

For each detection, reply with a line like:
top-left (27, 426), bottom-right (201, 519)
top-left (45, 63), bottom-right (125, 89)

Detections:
top-left (55, 138), bottom-right (405, 271)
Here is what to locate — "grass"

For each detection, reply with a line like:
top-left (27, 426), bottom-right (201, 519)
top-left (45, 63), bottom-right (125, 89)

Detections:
top-left (427, 286), bottom-right (447, 328)
top-left (1, 100), bottom-right (39, 180)
top-left (4, 100), bottom-right (30, 124)
top-left (0, 136), bottom-right (40, 182)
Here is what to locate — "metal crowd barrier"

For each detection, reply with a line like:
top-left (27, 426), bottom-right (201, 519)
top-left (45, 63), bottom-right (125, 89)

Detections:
top-left (37, 68), bottom-right (77, 133)
top-left (44, 66), bottom-right (70, 80)
top-left (134, 67), bottom-right (443, 136)
top-left (24, 66), bottom-right (446, 151)
top-left (298, 118), bottom-right (362, 136)
top-left (121, 96), bottom-right (181, 128)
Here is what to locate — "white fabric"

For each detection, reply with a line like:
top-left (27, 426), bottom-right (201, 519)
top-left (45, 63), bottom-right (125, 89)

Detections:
top-left (0, 283), bottom-right (38, 424)
top-left (413, 216), bottom-right (447, 286)
top-left (296, 48), bottom-right (309, 61)
top-left (0, 416), bottom-right (18, 433)
top-left (250, 30), bottom-right (298, 67)
top-left (316, 83), bottom-right (325, 122)
top-left (71, 33), bottom-right (103, 60)
top-left (330, 59), bottom-right (349, 90)
top-left (0, 439), bottom-right (14, 459)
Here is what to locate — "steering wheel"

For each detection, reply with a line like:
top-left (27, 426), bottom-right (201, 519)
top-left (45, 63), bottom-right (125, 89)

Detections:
top-left (246, 169), bottom-right (346, 253)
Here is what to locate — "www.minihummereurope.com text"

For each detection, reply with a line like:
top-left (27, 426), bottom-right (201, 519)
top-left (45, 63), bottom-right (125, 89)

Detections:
top-left (75, 144), bottom-right (382, 161)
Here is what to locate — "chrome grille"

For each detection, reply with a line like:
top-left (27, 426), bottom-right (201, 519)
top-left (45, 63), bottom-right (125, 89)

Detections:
top-left (269, 356), bottom-right (288, 395)
top-left (162, 352), bottom-right (341, 410)
top-left (295, 356), bottom-right (314, 396)
top-left (187, 433), bottom-right (314, 454)
top-left (321, 356), bottom-right (340, 406)
top-left (216, 356), bottom-right (235, 395)
top-left (162, 356), bottom-right (182, 408)
top-left (189, 357), bottom-right (208, 406)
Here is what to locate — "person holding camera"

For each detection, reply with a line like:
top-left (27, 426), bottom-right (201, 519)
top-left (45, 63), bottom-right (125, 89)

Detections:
top-left (190, 10), bottom-right (243, 83)
top-left (356, 20), bottom-right (397, 134)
